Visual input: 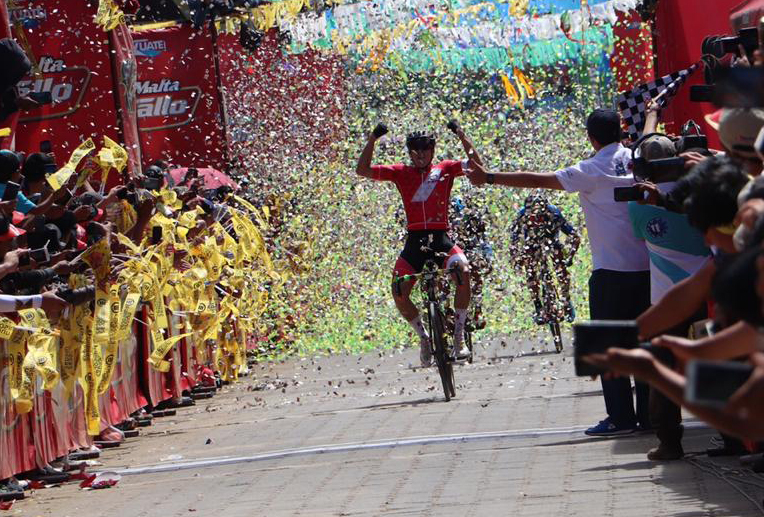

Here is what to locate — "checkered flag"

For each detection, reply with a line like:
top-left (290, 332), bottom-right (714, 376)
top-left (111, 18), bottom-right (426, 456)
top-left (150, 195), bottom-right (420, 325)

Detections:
top-left (616, 64), bottom-right (700, 141)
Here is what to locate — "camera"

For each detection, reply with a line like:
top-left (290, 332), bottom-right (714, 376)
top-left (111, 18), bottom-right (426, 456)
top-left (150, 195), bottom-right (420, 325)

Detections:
top-left (691, 25), bottom-right (764, 107)
top-left (675, 120), bottom-right (708, 154)
top-left (691, 66), bottom-right (764, 107)
top-left (630, 133), bottom-right (689, 183)
top-left (702, 28), bottom-right (759, 59)
top-left (56, 286), bottom-right (96, 306)
top-left (142, 165), bottom-right (164, 191)
top-left (634, 157), bottom-right (687, 183)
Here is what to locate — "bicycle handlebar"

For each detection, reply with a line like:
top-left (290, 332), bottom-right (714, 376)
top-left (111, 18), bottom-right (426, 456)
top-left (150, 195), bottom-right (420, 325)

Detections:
top-left (393, 263), bottom-right (462, 296)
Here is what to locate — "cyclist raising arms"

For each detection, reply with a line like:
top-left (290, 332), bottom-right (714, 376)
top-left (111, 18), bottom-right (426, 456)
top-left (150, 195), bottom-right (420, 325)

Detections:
top-left (356, 122), bottom-right (483, 367)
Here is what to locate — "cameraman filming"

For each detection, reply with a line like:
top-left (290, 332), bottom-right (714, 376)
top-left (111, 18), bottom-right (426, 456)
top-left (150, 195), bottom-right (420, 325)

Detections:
top-left (623, 102), bottom-right (713, 460)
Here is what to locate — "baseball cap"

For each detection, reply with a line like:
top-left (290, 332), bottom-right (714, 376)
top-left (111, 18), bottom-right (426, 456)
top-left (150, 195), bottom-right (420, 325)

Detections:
top-left (0, 150), bottom-right (21, 176)
top-left (717, 108), bottom-right (764, 159)
top-left (639, 135), bottom-right (677, 160)
top-left (586, 109), bottom-right (621, 145)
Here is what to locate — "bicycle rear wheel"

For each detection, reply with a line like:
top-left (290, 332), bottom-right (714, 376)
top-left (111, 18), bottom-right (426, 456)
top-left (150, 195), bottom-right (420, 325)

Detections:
top-left (428, 302), bottom-right (454, 402)
top-left (465, 328), bottom-right (474, 364)
top-left (550, 322), bottom-right (563, 353)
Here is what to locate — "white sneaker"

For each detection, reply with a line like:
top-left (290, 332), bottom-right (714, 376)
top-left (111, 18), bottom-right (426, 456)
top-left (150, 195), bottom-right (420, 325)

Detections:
top-left (454, 342), bottom-right (471, 359)
top-left (419, 338), bottom-right (433, 368)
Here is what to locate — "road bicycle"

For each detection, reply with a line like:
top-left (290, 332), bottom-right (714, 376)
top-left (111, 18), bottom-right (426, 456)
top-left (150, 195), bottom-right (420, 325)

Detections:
top-left (395, 260), bottom-right (469, 401)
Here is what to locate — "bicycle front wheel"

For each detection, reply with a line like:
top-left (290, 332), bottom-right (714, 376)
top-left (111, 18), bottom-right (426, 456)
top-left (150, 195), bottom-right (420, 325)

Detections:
top-left (428, 302), bottom-right (454, 402)
top-left (465, 328), bottom-right (474, 364)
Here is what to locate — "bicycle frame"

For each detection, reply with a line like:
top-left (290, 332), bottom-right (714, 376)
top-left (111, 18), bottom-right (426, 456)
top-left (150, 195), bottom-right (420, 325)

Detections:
top-left (395, 260), bottom-right (462, 401)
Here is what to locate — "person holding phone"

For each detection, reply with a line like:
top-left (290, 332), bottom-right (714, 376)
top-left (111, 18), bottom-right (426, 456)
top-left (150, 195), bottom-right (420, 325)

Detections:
top-left (0, 150), bottom-right (74, 218)
top-left (21, 152), bottom-right (56, 200)
top-left (467, 109), bottom-right (652, 437)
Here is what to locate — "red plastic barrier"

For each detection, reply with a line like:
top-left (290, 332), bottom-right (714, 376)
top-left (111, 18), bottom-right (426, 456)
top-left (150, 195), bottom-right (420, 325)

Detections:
top-left (7, 1), bottom-right (140, 184)
top-left (132, 23), bottom-right (227, 170)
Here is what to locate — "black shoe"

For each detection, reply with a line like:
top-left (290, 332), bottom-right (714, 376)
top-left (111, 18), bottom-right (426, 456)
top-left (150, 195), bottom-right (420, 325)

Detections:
top-left (68, 449), bottom-right (100, 461)
top-left (647, 443), bottom-right (684, 461)
top-left (0, 481), bottom-right (24, 502)
top-left (751, 457), bottom-right (764, 473)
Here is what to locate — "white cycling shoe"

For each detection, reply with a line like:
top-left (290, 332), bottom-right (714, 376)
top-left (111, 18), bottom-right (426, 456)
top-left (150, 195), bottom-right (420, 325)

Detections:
top-left (419, 338), bottom-right (433, 368)
top-left (453, 342), bottom-right (471, 360)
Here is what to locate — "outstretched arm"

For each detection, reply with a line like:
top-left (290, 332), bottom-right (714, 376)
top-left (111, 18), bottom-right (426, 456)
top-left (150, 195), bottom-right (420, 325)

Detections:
top-left (585, 348), bottom-right (764, 441)
top-left (653, 321), bottom-right (761, 362)
top-left (636, 259), bottom-right (715, 340)
top-left (356, 132), bottom-right (378, 179)
top-left (466, 161), bottom-right (564, 190)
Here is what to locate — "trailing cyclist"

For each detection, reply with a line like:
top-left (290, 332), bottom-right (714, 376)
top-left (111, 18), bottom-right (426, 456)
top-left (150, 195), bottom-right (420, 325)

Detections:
top-left (355, 121), bottom-right (483, 367)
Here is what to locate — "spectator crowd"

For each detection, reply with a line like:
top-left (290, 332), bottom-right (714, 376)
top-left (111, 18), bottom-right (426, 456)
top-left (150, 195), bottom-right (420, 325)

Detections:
top-left (0, 36), bottom-right (276, 502)
top-left (462, 43), bottom-right (764, 468)
top-left (3, 3), bottom-right (764, 511)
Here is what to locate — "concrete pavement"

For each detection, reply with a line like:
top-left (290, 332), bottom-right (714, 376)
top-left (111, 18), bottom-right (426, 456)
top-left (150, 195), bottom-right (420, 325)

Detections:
top-left (14, 333), bottom-right (764, 517)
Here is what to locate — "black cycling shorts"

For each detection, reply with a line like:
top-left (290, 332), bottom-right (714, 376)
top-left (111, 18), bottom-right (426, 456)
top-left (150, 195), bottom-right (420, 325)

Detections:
top-left (394, 230), bottom-right (465, 276)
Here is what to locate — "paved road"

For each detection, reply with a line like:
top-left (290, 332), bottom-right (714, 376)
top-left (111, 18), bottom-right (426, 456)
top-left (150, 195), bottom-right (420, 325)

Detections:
top-left (15, 334), bottom-right (764, 517)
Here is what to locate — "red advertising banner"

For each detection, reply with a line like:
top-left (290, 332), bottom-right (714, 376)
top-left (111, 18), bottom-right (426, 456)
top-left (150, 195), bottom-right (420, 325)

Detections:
top-left (654, 0), bottom-right (742, 146)
top-left (8, 0), bottom-right (135, 181)
top-left (132, 23), bottom-right (227, 170)
top-left (610, 10), bottom-right (654, 93)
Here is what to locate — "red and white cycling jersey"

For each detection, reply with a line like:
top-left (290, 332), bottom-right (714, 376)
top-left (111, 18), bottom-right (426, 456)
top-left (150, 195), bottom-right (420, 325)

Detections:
top-left (371, 160), bottom-right (466, 230)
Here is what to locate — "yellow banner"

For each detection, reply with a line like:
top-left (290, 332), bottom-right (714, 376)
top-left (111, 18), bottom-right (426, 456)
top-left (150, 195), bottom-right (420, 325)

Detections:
top-left (80, 329), bottom-right (101, 436)
top-left (147, 332), bottom-right (192, 372)
top-left (96, 284), bottom-right (121, 394)
top-left (47, 138), bottom-right (96, 190)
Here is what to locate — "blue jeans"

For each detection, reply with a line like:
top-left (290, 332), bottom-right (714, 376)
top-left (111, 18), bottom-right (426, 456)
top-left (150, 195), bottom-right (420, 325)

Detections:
top-left (589, 269), bottom-right (651, 428)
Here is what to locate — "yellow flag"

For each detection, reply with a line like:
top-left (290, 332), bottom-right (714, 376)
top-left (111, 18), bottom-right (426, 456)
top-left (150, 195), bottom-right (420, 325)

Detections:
top-left (47, 138), bottom-right (96, 190)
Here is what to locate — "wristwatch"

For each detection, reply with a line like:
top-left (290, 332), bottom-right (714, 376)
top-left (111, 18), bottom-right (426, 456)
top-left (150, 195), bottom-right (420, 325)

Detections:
top-left (486, 173), bottom-right (495, 185)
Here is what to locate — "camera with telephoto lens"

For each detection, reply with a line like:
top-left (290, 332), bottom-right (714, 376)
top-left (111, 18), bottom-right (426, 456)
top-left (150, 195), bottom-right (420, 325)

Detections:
top-left (702, 27), bottom-right (759, 59)
top-left (56, 286), bottom-right (96, 306)
top-left (690, 25), bottom-right (764, 107)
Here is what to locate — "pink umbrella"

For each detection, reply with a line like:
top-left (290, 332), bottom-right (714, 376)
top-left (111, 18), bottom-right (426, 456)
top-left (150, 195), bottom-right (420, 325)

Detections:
top-left (169, 167), bottom-right (239, 190)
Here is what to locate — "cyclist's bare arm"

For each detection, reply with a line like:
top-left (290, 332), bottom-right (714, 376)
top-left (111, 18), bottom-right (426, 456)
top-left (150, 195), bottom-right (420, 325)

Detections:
top-left (356, 133), bottom-right (378, 178)
top-left (455, 127), bottom-right (484, 167)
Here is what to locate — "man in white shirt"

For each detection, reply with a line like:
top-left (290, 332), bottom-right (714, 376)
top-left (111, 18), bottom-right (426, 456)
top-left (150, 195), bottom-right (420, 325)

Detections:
top-left (467, 109), bottom-right (651, 436)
